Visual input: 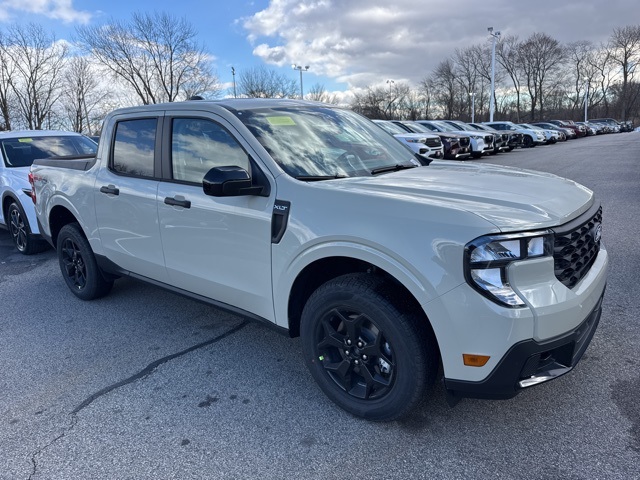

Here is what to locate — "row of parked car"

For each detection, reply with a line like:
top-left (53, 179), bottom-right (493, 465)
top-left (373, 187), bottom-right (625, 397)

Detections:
top-left (372, 117), bottom-right (633, 161)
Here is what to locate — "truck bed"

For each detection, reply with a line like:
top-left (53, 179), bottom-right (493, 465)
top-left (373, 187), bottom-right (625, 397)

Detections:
top-left (32, 154), bottom-right (96, 171)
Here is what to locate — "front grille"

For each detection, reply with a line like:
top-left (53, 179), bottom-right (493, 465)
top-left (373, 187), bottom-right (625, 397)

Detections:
top-left (484, 135), bottom-right (493, 145)
top-left (425, 137), bottom-right (442, 148)
top-left (552, 205), bottom-right (602, 289)
top-left (459, 137), bottom-right (470, 147)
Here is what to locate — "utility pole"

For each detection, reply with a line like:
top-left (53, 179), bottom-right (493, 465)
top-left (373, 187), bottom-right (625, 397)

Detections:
top-left (232, 67), bottom-right (237, 98)
top-left (488, 27), bottom-right (501, 122)
top-left (292, 64), bottom-right (310, 99)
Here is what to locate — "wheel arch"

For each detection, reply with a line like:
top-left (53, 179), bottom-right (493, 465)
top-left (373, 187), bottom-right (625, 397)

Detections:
top-left (286, 255), bottom-right (438, 350)
top-left (48, 205), bottom-right (81, 248)
top-left (2, 191), bottom-right (21, 222)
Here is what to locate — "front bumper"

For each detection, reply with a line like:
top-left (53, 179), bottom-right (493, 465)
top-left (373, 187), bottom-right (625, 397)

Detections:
top-left (444, 288), bottom-right (605, 402)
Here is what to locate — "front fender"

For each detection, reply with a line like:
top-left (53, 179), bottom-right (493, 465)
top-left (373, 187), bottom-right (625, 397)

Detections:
top-left (271, 238), bottom-right (444, 329)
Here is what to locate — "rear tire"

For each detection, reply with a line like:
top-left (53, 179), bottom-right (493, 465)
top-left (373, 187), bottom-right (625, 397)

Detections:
top-left (7, 202), bottom-right (48, 255)
top-left (300, 273), bottom-right (438, 421)
top-left (57, 223), bottom-right (113, 300)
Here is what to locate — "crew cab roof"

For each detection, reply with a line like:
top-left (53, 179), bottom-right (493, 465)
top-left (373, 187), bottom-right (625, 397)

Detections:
top-left (109, 98), bottom-right (331, 116)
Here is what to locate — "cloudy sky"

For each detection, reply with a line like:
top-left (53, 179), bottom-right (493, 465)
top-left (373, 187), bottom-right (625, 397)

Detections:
top-left (1, 0), bottom-right (637, 97)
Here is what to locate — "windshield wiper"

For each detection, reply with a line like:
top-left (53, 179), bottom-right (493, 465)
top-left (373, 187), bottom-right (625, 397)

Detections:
top-left (370, 163), bottom-right (417, 175)
top-left (295, 174), bottom-right (348, 181)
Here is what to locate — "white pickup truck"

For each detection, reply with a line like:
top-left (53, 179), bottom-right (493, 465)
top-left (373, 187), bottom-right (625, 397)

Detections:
top-left (30, 99), bottom-right (608, 421)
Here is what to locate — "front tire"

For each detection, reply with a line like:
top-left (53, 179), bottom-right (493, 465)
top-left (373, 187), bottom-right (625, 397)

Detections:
top-left (300, 273), bottom-right (438, 421)
top-left (57, 223), bottom-right (113, 300)
top-left (7, 202), bottom-right (47, 255)
top-left (522, 135), bottom-right (534, 148)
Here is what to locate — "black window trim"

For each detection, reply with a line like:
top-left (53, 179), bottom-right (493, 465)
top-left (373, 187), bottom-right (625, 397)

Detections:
top-left (108, 115), bottom-right (164, 180)
top-left (162, 114), bottom-right (255, 186)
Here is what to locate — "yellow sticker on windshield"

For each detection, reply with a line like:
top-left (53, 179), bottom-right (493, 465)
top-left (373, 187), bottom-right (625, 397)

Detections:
top-left (18, 138), bottom-right (33, 143)
top-left (266, 116), bottom-right (296, 126)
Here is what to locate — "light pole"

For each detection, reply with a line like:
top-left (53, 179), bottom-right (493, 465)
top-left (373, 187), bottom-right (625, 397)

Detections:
top-left (488, 27), bottom-right (501, 122)
top-left (584, 78), bottom-right (589, 122)
top-left (292, 64), bottom-right (309, 99)
top-left (469, 92), bottom-right (476, 123)
top-left (386, 79), bottom-right (395, 117)
top-left (231, 67), bottom-right (237, 98)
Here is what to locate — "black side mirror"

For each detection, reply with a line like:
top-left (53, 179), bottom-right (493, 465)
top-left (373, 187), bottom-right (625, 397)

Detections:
top-left (203, 166), bottom-right (262, 197)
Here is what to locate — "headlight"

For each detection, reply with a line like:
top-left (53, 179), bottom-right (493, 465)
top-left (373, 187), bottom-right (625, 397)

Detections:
top-left (471, 134), bottom-right (483, 140)
top-left (405, 138), bottom-right (427, 144)
top-left (465, 231), bottom-right (553, 307)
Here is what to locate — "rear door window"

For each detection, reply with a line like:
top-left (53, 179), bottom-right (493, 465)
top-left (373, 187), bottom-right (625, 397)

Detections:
top-left (112, 118), bottom-right (158, 177)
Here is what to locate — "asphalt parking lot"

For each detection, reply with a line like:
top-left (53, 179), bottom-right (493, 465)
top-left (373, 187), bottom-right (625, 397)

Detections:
top-left (1, 132), bottom-right (638, 479)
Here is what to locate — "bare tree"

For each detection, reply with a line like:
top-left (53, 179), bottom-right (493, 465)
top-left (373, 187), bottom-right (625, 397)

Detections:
top-left (586, 47), bottom-right (616, 117)
top-left (518, 33), bottom-right (566, 120)
top-left (397, 87), bottom-right (428, 120)
top-left (307, 83), bottom-right (339, 104)
top-left (351, 87), bottom-right (388, 119)
top-left (429, 59), bottom-right (458, 119)
top-left (0, 30), bottom-right (16, 130)
top-left (565, 41), bottom-right (592, 111)
top-left (465, 44), bottom-right (493, 121)
top-left (61, 56), bottom-right (112, 134)
top-left (1, 23), bottom-right (68, 129)
top-left (497, 35), bottom-right (525, 122)
top-left (237, 66), bottom-right (298, 98)
top-left (417, 78), bottom-right (434, 119)
top-left (452, 46), bottom-right (480, 121)
top-left (76, 12), bottom-right (220, 105)
top-left (607, 25), bottom-right (640, 120)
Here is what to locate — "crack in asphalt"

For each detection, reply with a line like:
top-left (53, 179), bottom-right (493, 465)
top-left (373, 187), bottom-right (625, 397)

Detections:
top-left (28, 417), bottom-right (77, 480)
top-left (72, 320), bottom-right (249, 415)
top-left (28, 320), bottom-right (248, 479)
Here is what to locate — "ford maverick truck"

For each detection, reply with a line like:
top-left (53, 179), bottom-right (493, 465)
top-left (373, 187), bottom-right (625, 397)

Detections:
top-left (30, 99), bottom-right (608, 421)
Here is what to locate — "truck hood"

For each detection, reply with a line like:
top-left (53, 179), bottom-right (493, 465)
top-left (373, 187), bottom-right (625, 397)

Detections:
top-left (321, 162), bottom-right (594, 231)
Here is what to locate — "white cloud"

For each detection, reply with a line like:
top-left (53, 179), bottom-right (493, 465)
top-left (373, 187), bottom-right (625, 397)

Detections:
top-left (242, 0), bottom-right (638, 90)
top-left (0, 0), bottom-right (91, 24)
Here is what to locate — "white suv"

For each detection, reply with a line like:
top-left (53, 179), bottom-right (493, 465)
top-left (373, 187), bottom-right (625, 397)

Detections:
top-left (484, 121), bottom-right (546, 148)
top-left (0, 130), bottom-right (97, 254)
top-left (372, 120), bottom-right (444, 159)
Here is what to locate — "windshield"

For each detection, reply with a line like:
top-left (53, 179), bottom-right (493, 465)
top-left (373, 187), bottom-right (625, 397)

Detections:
top-left (236, 106), bottom-right (418, 179)
top-left (373, 121), bottom-right (406, 135)
top-left (432, 121), bottom-right (459, 132)
top-left (447, 121), bottom-right (469, 130)
top-left (1, 135), bottom-right (97, 168)
top-left (406, 122), bottom-right (434, 133)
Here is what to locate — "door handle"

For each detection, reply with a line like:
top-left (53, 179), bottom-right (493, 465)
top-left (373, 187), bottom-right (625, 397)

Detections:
top-left (164, 196), bottom-right (191, 209)
top-left (99, 185), bottom-right (119, 195)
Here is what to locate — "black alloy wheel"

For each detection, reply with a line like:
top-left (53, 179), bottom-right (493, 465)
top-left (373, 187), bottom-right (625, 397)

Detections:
top-left (57, 223), bottom-right (113, 300)
top-left (301, 273), bottom-right (437, 421)
top-left (60, 236), bottom-right (88, 291)
top-left (7, 202), bottom-right (47, 255)
top-left (314, 307), bottom-right (396, 401)
top-left (522, 135), bottom-right (534, 148)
